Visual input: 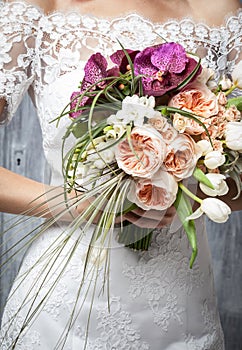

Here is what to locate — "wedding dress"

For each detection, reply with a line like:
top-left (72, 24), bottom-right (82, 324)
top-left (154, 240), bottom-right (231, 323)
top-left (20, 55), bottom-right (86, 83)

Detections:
top-left (0, 1), bottom-right (241, 349)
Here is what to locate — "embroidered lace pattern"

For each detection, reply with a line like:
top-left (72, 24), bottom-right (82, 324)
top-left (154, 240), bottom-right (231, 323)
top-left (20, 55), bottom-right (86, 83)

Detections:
top-left (0, 1), bottom-right (241, 130)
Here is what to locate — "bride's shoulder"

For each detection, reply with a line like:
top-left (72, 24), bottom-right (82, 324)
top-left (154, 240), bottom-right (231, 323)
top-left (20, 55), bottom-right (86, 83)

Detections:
top-left (4, 0), bottom-right (54, 14)
top-left (194, 0), bottom-right (241, 26)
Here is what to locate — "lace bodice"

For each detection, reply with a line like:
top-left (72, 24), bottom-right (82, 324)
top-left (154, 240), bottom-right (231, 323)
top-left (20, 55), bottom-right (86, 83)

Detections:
top-left (0, 1), bottom-right (241, 182)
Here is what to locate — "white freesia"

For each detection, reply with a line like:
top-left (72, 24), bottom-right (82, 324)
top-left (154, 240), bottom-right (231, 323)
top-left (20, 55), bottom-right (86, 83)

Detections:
top-left (113, 124), bottom-right (126, 138)
top-left (186, 198), bottom-right (231, 223)
top-left (68, 163), bottom-right (101, 187)
top-left (204, 150), bottom-right (226, 169)
top-left (199, 173), bottom-right (229, 196)
top-left (105, 129), bottom-right (117, 139)
top-left (225, 121), bottom-right (242, 151)
top-left (231, 60), bottom-right (242, 88)
top-left (104, 124), bottom-right (126, 140)
top-left (87, 141), bottom-right (115, 169)
top-left (196, 139), bottom-right (213, 156)
top-left (86, 136), bottom-right (106, 151)
top-left (107, 95), bottom-right (157, 126)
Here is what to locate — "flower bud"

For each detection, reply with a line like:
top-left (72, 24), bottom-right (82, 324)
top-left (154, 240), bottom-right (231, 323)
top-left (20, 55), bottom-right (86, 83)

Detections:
top-left (219, 75), bottom-right (233, 91)
top-left (204, 150), bottom-right (225, 169)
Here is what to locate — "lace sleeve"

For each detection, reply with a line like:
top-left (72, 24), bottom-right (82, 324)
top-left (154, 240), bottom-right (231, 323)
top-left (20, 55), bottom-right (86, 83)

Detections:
top-left (0, 1), bottom-right (42, 124)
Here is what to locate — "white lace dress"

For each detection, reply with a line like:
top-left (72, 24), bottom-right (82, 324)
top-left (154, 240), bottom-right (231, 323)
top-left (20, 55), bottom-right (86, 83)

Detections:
top-left (0, 1), bottom-right (241, 349)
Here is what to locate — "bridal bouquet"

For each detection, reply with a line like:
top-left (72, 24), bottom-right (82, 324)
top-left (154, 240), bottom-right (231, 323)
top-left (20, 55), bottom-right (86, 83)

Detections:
top-left (56, 42), bottom-right (242, 268)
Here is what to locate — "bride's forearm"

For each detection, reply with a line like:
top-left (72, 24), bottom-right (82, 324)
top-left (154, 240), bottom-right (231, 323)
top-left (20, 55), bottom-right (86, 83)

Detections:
top-left (0, 167), bottom-right (81, 221)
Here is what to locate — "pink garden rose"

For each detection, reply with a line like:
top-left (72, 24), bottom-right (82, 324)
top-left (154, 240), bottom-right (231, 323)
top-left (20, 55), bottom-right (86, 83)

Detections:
top-left (116, 126), bottom-right (166, 178)
top-left (149, 115), bottom-right (178, 144)
top-left (127, 169), bottom-right (178, 210)
top-left (172, 113), bottom-right (207, 135)
top-left (168, 84), bottom-right (219, 119)
top-left (164, 134), bottom-right (202, 180)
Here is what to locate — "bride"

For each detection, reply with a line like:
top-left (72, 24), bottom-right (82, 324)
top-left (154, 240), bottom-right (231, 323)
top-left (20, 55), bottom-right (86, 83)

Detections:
top-left (0, 0), bottom-right (241, 349)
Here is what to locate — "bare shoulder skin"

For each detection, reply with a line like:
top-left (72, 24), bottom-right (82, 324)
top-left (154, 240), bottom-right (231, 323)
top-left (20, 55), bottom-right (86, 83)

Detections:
top-left (5, 0), bottom-right (241, 25)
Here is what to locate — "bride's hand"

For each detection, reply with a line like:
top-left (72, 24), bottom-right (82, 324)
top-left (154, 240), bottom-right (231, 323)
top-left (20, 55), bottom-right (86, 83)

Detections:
top-left (116, 206), bottom-right (177, 229)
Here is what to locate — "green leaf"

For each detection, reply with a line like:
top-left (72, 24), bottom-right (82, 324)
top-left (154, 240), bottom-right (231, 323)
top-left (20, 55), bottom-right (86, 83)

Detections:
top-left (71, 121), bottom-right (88, 138)
top-left (174, 187), bottom-right (197, 268)
top-left (228, 169), bottom-right (242, 200)
top-left (193, 167), bottom-right (215, 189)
top-left (174, 56), bottom-right (201, 91)
top-left (226, 96), bottom-right (242, 111)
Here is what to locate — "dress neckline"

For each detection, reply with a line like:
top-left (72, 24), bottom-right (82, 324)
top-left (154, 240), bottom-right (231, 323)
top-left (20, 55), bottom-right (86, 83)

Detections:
top-left (4, 0), bottom-right (242, 30)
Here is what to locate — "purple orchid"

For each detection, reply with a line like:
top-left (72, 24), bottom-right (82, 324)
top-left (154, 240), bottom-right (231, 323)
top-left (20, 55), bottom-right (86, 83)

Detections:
top-left (70, 53), bottom-right (119, 118)
top-left (134, 42), bottom-right (201, 96)
top-left (110, 49), bottom-right (140, 74)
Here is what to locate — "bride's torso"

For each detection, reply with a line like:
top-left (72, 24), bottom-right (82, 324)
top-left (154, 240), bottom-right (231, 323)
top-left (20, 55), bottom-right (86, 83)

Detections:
top-left (3, 0), bottom-right (242, 183)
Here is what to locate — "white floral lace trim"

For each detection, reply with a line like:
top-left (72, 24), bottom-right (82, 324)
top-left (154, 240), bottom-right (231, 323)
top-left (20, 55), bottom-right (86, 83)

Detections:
top-left (0, 1), bottom-right (241, 129)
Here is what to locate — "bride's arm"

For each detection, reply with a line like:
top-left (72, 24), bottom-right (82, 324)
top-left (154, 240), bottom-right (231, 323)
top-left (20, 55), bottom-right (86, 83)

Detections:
top-left (0, 164), bottom-right (176, 227)
top-left (0, 166), bottom-right (82, 221)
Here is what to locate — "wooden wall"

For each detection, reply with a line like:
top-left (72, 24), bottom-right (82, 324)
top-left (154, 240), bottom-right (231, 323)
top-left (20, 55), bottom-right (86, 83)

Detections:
top-left (0, 94), bottom-right (242, 349)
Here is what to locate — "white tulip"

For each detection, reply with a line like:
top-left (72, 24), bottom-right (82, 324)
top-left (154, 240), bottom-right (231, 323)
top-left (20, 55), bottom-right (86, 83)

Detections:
top-left (199, 173), bottom-right (229, 196)
top-left (201, 198), bottom-right (231, 223)
top-left (232, 61), bottom-right (242, 89)
top-left (225, 122), bottom-right (242, 151)
top-left (204, 150), bottom-right (226, 169)
top-left (196, 139), bottom-right (213, 156)
top-left (186, 198), bottom-right (231, 223)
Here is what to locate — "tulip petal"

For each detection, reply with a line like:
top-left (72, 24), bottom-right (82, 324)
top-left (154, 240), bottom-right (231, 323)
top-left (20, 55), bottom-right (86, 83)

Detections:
top-left (185, 207), bottom-right (203, 221)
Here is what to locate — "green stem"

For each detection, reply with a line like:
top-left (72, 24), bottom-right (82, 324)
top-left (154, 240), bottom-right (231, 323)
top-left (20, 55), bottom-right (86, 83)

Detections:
top-left (224, 84), bottom-right (238, 96)
top-left (178, 182), bottom-right (203, 204)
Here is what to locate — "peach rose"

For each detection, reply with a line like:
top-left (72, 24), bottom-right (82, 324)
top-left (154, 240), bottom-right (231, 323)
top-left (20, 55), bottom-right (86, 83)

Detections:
top-left (149, 114), bottom-right (178, 143)
top-left (115, 126), bottom-right (166, 178)
top-left (127, 169), bottom-right (178, 210)
top-left (224, 105), bottom-right (241, 122)
top-left (201, 124), bottom-right (220, 141)
top-left (212, 140), bottom-right (223, 153)
top-left (164, 134), bottom-right (202, 180)
top-left (148, 114), bottom-right (167, 132)
top-left (168, 83), bottom-right (218, 118)
top-left (173, 113), bottom-right (208, 135)
top-left (217, 91), bottom-right (227, 106)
